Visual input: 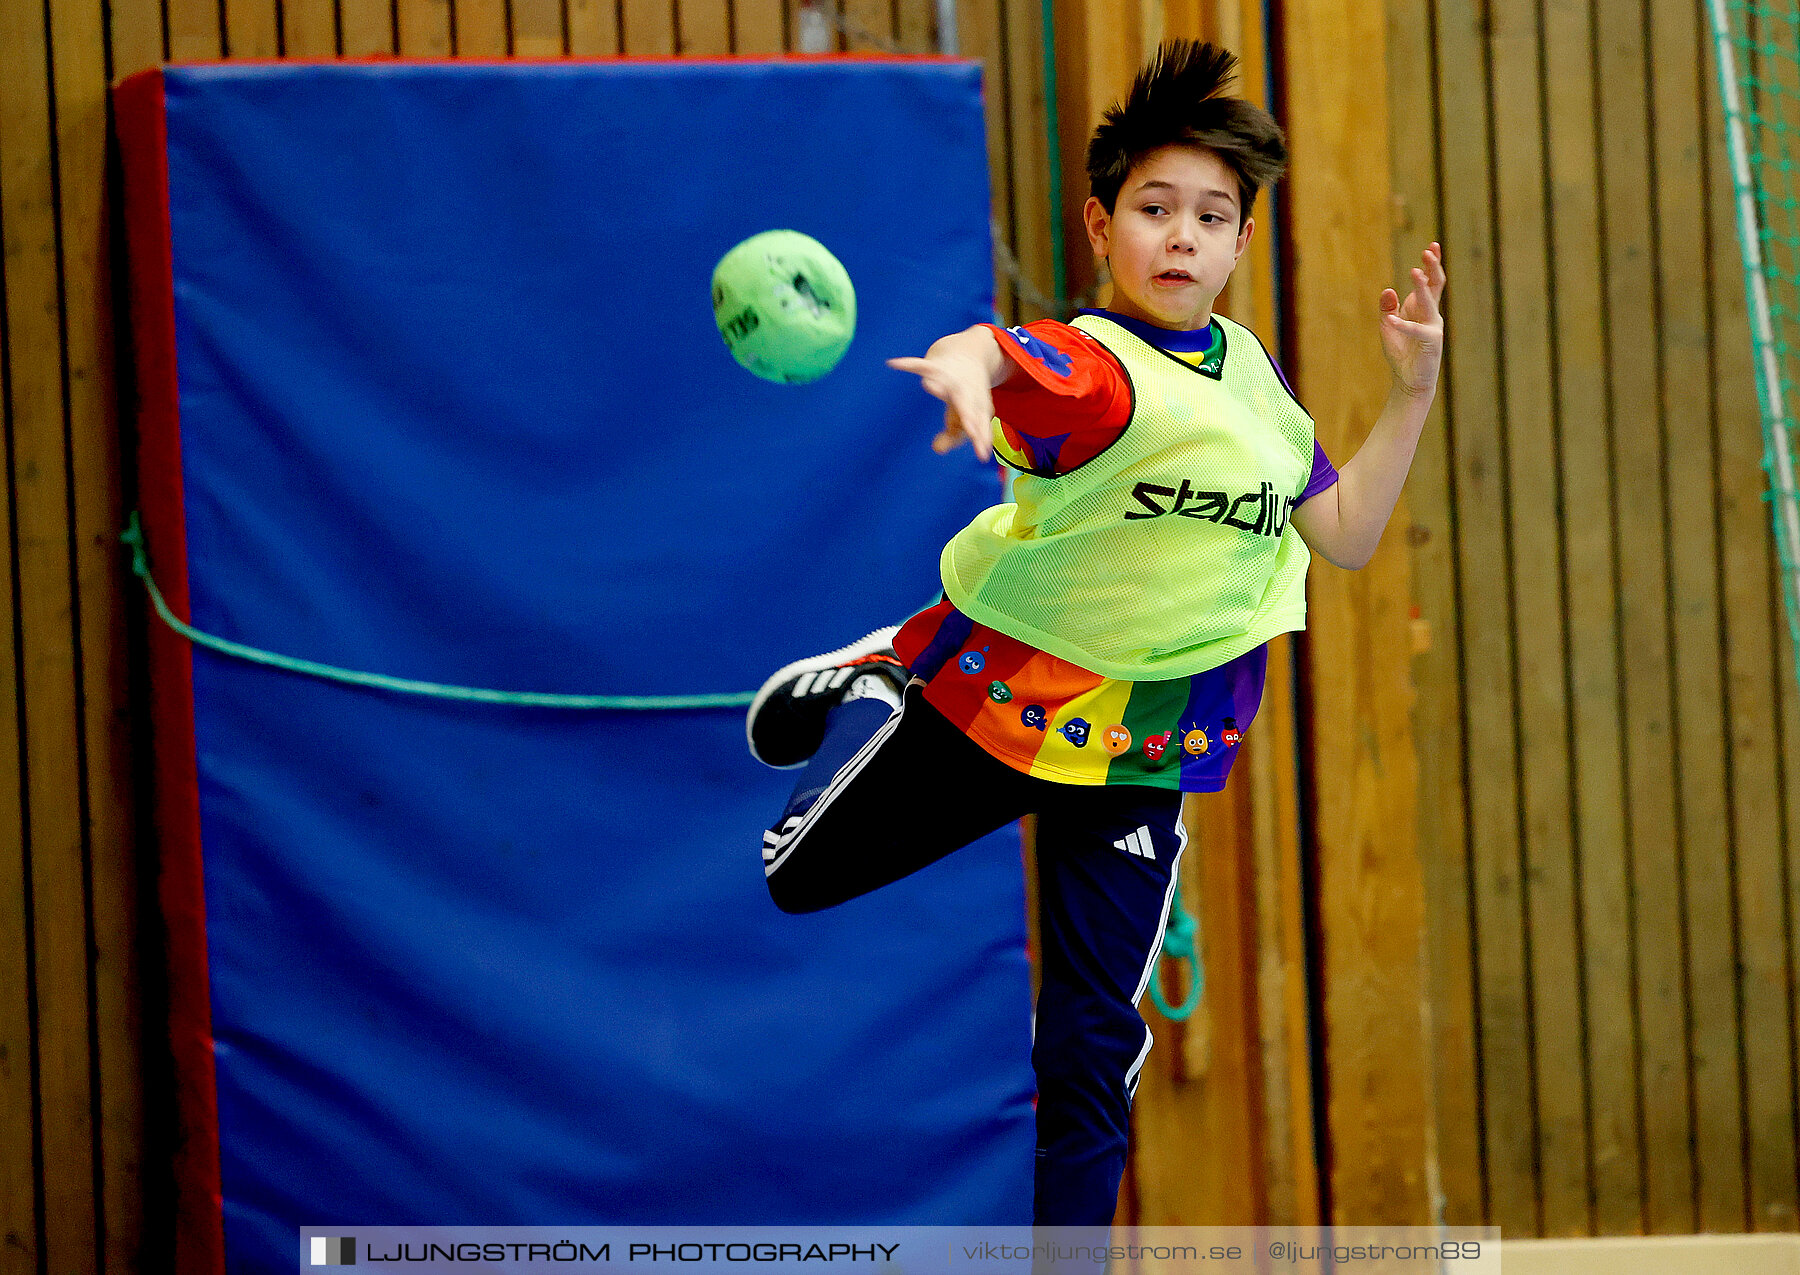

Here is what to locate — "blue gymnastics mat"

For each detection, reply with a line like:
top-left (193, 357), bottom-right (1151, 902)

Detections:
top-left (116, 58), bottom-right (1034, 1275)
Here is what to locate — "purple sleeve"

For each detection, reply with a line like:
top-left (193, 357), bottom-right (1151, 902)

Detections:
top-left (1298, 439), bottom-right (1338, 504)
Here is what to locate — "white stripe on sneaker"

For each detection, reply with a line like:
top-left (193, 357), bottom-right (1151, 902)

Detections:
top-left (745, 625), bottom-right (902, 768)
top-left (762, 814), bottom-right (808, 862)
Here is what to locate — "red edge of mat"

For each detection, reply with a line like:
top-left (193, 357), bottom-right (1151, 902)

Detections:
top-left (113, 66), bottom-right (228, 1275)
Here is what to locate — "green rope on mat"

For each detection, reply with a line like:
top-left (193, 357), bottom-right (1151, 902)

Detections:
top-left (1147, 885), bottom-right (1203, 1022)
top-left (121, 512), bottom-right (754, 710)
top-left (130, 510), bottom-right (1202, 988)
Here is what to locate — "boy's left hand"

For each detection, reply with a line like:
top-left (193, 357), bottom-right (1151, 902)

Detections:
top-left (1379, 242), bottom-right (1446, 395)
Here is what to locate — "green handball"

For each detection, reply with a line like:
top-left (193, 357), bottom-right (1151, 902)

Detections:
top-left (712, 230), bottom-right (856, 385)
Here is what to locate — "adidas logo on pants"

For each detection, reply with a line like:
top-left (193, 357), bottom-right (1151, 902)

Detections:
top-left (1113, 824), bottom-right (1156, 860)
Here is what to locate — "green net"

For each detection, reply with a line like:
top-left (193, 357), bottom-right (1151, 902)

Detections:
top-left (1709, 0), bottom-right (1800, 689)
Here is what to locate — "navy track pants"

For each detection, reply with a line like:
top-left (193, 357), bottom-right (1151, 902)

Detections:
top-left (761, 680), bottom-right (1187, 1225)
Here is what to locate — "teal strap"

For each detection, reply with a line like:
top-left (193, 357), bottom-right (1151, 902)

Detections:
top-left (1147, 886), bottom-right (1204, 1022)
top-left (121, 513), bottom-right (753, 710)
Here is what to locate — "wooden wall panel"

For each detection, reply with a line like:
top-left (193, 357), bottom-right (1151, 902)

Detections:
top-left (1213, 0), bottom-right (1274, 341)
top-left (841, 0), bottom-right (887, 49)
top-left (1655, 0), bottom-right (1751, 1238)
top-left (1392, 0), bottom-right (1800, 1240)
top-left (224, 0), bottom-right (281, 59)
top-left (1776, 548), bottom-right (1800, 1224)
top-left (1131, 782), bottom-right (1267, 1226)
top-left (49, 0), bottom-right (148, 1261)
top-left (1491, 0), bottom-right (1587, 1236)
top-left (1740, 11), bottom-right (1800, 1229)
top-left (1002, 0), bottom-right (1054, 320)
top-left (0, 1), bottom-right (103, 1271)
top-left (1602, 0), bottom-right (1694, 1234)
top-left (398, 0), bottom-right (455, 59)
top-left (896, 0), bottom-right (933, 55)
top-left (678, 0), bottom-right (731, 53)
top-left (515, 0), bottom-right (566, 54)
top-left (1386, 0), bottom-right (1478, 1234)
top-left (0, 417), bottom-right (34, 1271)
top-left (457, 0), bottom-right (513, 58)
top-left (1050, 0), bottom-right (1141, 309)
top-left (340, 0), bottom-right (398, 55)
top-left (1435, 0), bottom-right (1534, 1235)
top-left (620, 0), bottom-right (674, 53)
top-left (282, 0), bottom-right (339, 59)
top-left (1249, 632), bottom-right (1317, 1227)
top-left (1776, 15), bottom-right (1800, 1188)
top-left (1542, 0), bottom-right (1638, 1237)
top-left (567, 0), bottom-right (621, 55)
top-left (957, 0), bottom-right (1013, 314)
top-left (0, 3), bottom-right (46, 1259)
top-left (1285, 0), bottom-right (1432, 1227)
top-left (733, 0), bottom-right (784, 52)
top-left (1704, 8), bottom-right (1792, 1229)
top-left (110, 0), bottom-right (164, 77)
top-left (1709, 12), bottom-right (1800, 1237)
top-left (167, 0), bottom-right (221, 60)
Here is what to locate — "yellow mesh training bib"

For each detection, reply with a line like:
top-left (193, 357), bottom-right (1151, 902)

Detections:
top-left (941, 312), bottom-right (1315, 680)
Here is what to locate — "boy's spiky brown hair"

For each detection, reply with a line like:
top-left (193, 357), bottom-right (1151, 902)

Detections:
top-left (1087, 39), bottom-right (1288, 222)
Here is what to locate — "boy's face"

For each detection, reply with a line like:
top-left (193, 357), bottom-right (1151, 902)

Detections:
top-left (1083, 144), bottom-right (1254, 331)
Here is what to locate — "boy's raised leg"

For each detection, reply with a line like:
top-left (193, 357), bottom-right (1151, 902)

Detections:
top-left (751, 651), bottom-right (1036, 911)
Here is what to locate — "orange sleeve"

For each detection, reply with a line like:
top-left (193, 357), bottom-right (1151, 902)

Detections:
top-left (983, 321), bottom-right (1133, 474)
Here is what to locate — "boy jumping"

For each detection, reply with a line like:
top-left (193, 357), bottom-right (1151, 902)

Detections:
top-left (746, 40), bottom-right (1444, 1224)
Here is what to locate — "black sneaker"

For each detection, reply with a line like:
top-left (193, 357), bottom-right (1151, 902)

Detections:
top-left (746, 626), bottom-right (908, 768)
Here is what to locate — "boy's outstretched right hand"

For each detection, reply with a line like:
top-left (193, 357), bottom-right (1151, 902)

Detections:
top-left (886, 325), bottom-right (1013, 464)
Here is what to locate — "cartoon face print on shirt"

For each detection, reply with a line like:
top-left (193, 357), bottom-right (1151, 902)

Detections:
top-left (1102, 725), bottom-right (1132, 755)
top-left (1059, 718), bottom-right (1092, 748)
top-left (1143, 730), bottom-right (1172, 762)
top-left (1021, 704), bottom-right (1048, 732)
top-left (1183, 728), bottom-right (1209, 756)
top-left (1221, 716), bottom-right (1242, 747)
top-left (958, 646), bottom-right (989, 675)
